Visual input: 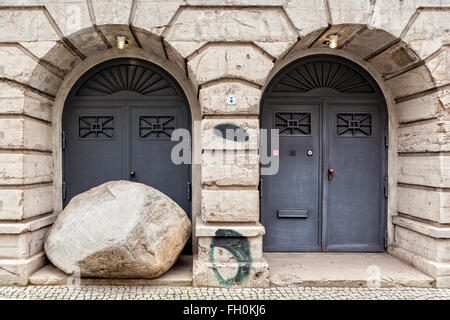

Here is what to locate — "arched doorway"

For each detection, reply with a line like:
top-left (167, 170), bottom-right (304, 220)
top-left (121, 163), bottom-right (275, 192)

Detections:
top-left (260, 54), bottom-right (387, 252)
top-left (62, 58), bottom-right (192, 220)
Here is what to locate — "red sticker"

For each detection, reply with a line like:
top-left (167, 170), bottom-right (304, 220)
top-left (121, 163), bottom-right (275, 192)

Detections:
top-left (273, 150), bottom-right (279, 156)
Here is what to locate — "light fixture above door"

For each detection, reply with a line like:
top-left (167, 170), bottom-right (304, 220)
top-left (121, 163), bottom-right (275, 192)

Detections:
top-left (323, 33), bottom-right (340, 49)
top-left (117, 36), bottom-right (128, 50)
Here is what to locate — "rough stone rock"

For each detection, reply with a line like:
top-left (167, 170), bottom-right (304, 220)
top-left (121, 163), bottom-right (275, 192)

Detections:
top-left (44, 180), bottom-right (191, 279)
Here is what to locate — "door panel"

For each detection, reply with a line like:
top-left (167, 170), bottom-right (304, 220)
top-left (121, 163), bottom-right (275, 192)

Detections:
top-left (261, 102), bottom-right (321, 251)
top-left (261, 99), bottom-right (385, 252)
top-left (260, 55), bottom-right (387, 253)
top-left (130, 103), bottom-right (191, 217)
top-left (63, 102), bottom-right (191, 218)
top-left (63, 104), bottom-right (125, 205)
top-left (323, 101), bottom-right (384, 251)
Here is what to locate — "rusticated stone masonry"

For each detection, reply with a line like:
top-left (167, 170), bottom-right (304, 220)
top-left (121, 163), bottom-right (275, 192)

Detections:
top-left (0, 0), bottom-right (449, 287)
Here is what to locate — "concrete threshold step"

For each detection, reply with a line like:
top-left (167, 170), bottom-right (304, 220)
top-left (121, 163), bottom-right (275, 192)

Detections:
top-left (29, 255), bottom-right (193, 286)
top-left (265, 252), bottom-right (435, 288)
top-left (29, 253), bottom-right (435, 288)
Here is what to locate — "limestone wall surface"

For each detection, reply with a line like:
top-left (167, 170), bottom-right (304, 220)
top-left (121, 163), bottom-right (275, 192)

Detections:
top-left (0, 0), bottom-right (448, 287)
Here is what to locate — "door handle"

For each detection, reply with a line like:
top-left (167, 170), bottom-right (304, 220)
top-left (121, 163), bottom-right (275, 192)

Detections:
top-left (130, 170), bottom-right (136, 177)
top-left (328, 168), bottom-right (334, 181)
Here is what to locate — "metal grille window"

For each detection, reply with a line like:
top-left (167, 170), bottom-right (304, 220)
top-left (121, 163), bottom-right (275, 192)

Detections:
top-left (271, 60), bottom-right (375, 94)
top-left (274, 112), bottom-right (312, 135)
top-left (336, 113), bottom-right (372, 137)
top-left (139, 115), bottom-right (176, 139)
top-left (78, 116), bottom-right (114, 139)
top-left (76, 64), bottom-right (177, 97)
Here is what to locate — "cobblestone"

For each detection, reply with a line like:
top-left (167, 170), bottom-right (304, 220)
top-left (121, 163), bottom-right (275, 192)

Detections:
top-left (0, 286), bottom-right (449, 300)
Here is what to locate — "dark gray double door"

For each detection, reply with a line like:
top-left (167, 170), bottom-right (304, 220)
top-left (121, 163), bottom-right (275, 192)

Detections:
top-left (62, 100), bottom-right (191, 219)
top-left (261, 98), bottom-right (386, 252)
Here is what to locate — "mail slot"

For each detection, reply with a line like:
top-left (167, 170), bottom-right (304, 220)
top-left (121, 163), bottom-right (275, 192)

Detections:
top-left (277, 209), bottom-right (308, 218)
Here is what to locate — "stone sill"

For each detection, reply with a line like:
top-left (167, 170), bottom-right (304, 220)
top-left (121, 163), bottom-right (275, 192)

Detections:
top-left (0, 212), bottom-right (57, 234)
top-left (29, 256), bottom-right (193, 286)
top-left (0, 251), bottom-right (47, 286)
top-left (393, 216), bottom-right (450, 239)
top-left (195, 221), bottom-right (265, 237)
top-left (389, 245), bottom-right (450, 278)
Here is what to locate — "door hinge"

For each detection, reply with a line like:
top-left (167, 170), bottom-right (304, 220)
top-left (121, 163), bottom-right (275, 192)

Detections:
top-left (259, 178), bottom-right (263, 198)
top-left (384, 230), bottom-right (388, 248)
top-left (62, 130), bottom-right (66, 150)
top-left (187, 182), bottom-right (191, 201)
top-left (383, 177), bottom-right (388, 199)
top-left (62, 181), bottom-right (67, 201)
top-left (384, 126), bottom-right (389, 148)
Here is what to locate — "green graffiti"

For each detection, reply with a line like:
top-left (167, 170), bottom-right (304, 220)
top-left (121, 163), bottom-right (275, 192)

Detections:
top-left (209, 229), bottom-right (252, 286)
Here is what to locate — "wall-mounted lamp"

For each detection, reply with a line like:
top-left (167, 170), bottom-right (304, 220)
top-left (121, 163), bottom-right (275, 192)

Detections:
top-left (323, 33), bottom-right (340, 49)
top-left (117, 36), bottom-right (128, 50)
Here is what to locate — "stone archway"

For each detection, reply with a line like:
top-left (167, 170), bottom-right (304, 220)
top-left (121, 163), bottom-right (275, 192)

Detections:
top-left (48, 47), bottom-right (200, 258)
top-left (30, 27), bottom-right (202, 275)
top-left (263, 47), bottom-right (399, 251)
top-left (261, 24), bottom-right (449, 286)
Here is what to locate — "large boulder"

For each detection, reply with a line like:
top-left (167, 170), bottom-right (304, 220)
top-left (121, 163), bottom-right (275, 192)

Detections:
top-left (44, 180), bottom-right (191, 278)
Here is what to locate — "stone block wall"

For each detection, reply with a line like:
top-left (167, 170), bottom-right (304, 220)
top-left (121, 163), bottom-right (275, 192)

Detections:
top-left (280, 2), bottom-right (450, 288)
top-left (0, 37), bottom-right (60, 284)
top-left (382, 8), bottom-right (449, 286)
top-left (378, 7), bottom-right (449, 286)
top-left (166, 6), bottom-right (300, 287)
top-left (0, 0), bottom-right (449, 287)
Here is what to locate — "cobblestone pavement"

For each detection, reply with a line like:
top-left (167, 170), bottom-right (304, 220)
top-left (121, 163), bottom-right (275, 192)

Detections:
top-left (0, 285), bottom-right (450, 300)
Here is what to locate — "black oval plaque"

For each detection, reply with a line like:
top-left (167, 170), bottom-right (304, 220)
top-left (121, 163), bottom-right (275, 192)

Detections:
top-left (213, 123), bottom-right (249, 142)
